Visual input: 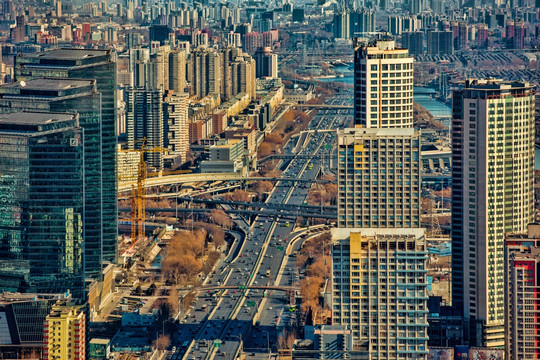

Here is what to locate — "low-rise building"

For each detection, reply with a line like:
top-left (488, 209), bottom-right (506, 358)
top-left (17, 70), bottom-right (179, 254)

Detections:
top-left (0, 293), bottom-right (68, 359)
top-left (304, 325), bottom-right (354, 358)
top-left (121, 309), bottom-right (158, 327)
top-left (200, 138), bottom-right (246, 174)
top-left (284, 84), bottom-right (314, 104)
top-left (89, 338), bottom-right (110, 360)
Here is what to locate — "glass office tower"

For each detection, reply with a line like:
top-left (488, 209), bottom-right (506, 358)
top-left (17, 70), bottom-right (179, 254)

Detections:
top-left (0, 78), bottom-right (103, 278)
top-left (15, 49), bottom-right (118, 273)
top-left (0, 111), bottom-right (85, 297)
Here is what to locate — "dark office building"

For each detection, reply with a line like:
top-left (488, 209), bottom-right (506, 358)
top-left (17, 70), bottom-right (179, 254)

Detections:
top-left (292, 8), bottom-right (304, 22)
top-left (349, 9), bottom-right (376, 37)
top-left (402, 31), bottom-right (424, 56)
top-left (149, 24), bottom-right (170, 45)
top-left (254, 47), bottom-right (278, 78)
top-left (0, 111), bottom-right (85, 297)
top-left (427, 29), bottom-right (453, 56)
top-left (125, 88), bottom-right (164, 170)
top-left (427, 297), bottom-right (463, 347)
top-left (15, 49), bottom-right (118, 277)
top-left (0, 79), bottom-right (104, 280)
top-left (262, 10), bottom-right (276, 22)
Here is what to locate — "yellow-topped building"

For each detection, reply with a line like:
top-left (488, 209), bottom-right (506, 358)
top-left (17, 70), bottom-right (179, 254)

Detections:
top-left (43, 300), bottom-right (86, 360)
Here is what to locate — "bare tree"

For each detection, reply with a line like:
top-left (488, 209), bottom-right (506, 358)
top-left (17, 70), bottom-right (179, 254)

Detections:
top-left (167, 287), bottom-right (179, 315)
top-left (154, 334), bottom-right (170, 350)
top-left (209, 209), bottom-right (233, 229)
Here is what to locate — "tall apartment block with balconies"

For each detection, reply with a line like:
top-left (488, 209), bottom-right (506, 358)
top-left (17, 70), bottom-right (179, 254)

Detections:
top-left (331, 228), bottom-right (429, 358)
top-left (505, 224), bottom-right (540, 360)
top-left (451, 79), bottom-right (535, 347)
top-left (353, 39), bottom-right (414, 128)
top-left (337, 127), bottom-right (421, 229)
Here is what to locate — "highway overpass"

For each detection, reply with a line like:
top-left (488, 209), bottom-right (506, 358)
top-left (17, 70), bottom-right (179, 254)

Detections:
top-left (118, 173), bottom-right (332, 192)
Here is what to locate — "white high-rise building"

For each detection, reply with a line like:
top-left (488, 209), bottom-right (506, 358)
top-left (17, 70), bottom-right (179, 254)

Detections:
top-left (164, 92), bottom-right (189, 163)
top-left (353, 39), bottom-right (414, 128)
top-left (451, 79), bottom-right (535, 347)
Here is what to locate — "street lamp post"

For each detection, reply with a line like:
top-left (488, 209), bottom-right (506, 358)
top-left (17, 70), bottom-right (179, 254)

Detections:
top-left (175, 184), bottom-right (178, 219)
top-left (233, 334), bottom-right (243, 351)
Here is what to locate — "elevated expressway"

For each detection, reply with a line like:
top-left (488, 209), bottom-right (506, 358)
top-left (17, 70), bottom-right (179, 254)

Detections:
top-left (118, 173), bottom-right (332, 193)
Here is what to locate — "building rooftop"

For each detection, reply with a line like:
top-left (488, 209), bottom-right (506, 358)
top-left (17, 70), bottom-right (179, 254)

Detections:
top-left (0, 78), bottom-right (95, 92)
top-left (512, 247), bottom-right (540, 260)
top-left (0, 292), bottom-right (69, 305)
top-left (213, 139), bottom-right (242, 148)
top-left (332, 227), bottom-right (426, 241)
top-left (462, 78), bottom-right (531, 90)
top-left (0, 111), bottom-right (76, 127)
top-left (20, 48), bottom-right (110, 60)
top-left (90, 338), bottom-right (111, 345)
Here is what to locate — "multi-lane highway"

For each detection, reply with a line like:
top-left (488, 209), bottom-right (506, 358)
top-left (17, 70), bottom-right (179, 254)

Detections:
top-left (171, 96), bottom-right (352, 360)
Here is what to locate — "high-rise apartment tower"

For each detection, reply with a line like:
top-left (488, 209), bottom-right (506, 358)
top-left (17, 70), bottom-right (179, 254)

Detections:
top-left (337, 127), bottom-right (421, 229)
top-left (353, 39), bottom-right (414, 128)
top-left (331, 228), bottom-right (429, 358)
top-left (451, 79), bottom-right (535, 347)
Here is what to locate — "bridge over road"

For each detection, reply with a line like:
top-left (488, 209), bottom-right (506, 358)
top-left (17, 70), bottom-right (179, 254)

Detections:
top-left (122, 206), bottom-right (338, 219)
top-left (198, 285), bottom-right (294, 293)
top-left (292, 104), bottom-right (353, 110)
top-left (118, 173), bottom-right (332, 192)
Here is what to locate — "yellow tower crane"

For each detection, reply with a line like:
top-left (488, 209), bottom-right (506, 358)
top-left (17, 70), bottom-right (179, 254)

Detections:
top-left (119, 139), bottom-right (168, 244)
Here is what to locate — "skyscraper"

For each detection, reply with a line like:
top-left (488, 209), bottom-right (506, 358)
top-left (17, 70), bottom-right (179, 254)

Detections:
top-left (402, 32), bottom-right (424, 57)
top-left (505, 20), bottom-right (514, 49)
top-left (254, 47), bottom-right (278, 79)
top-left (188, 47), bottom-right (222, 99)
top-left (220, 47), bottom-right (256, 100)
top-left (451, 79), bottom-right (535, 347)
top-left (332, 37), bottom-right (427, 358)
top-left (168, 50), bottom-right (187, 93)
top-left (426, 30), bottom-right (453, 56)
top-left (15, 49), bottom-right (118, 274)
top-left (227, 32), bottom-right (242, 48)
top-left (333, 11), bottom-right (350, 40)
top-left (337, 127), bottom-right (421, 229)
top-left (229, 54), bottom-right (256, 100)
top-left (476, 24), bottom-right (489, 49)
top-left (353, 39), bottom-right (414, 128)
top-left (331, 228), bottom-right (429, 358)
top-left (130, 47), bottom-right (151, 88)
top-left (149, 24), bottom-right (170, 45)
top-left (0, 111), bottom-right (85, 297)
top-left (125, 88), bottom-right (164, 169)
top-left (0, 78), bottom-right (105, 279)
top-left (452, 21), bottom-right (468, 51)
top-left (349, 9), bottom-right (375, 37)
top-left (163, 92), bottom-right (189, 163)
top-left (513, 21), bottom-right (525, 50)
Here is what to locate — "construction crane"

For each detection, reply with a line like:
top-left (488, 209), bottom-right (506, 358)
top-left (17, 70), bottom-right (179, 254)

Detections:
top-left (119, 139), bottom-right (168, 244)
